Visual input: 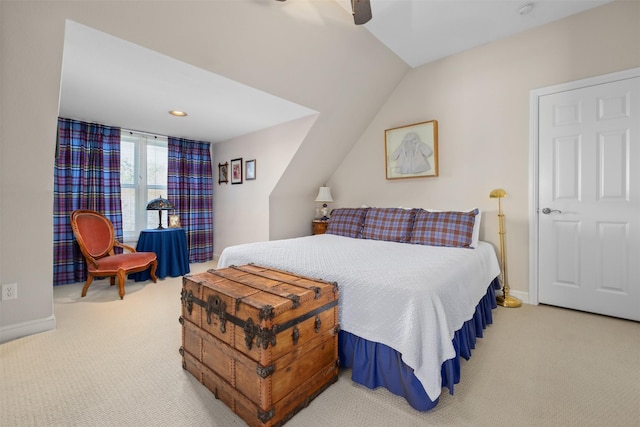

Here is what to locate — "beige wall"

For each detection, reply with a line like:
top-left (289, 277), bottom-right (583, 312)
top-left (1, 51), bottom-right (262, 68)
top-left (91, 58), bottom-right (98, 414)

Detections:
top-left (2, 0), bottom-right (637, 342)
top-left (213, 115), bottom-right (318, 254)
top-left (330, 0), bottom-right (640, 299)
top-left (0, 0), bottom-right (407, 341)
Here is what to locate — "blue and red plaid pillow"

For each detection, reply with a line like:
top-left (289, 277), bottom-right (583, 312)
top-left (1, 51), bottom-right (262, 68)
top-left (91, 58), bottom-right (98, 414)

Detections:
top-left (361, 208), bottom-right (418, 243)
top-left (326, 208), bottom-right (369, 238)
top-left (410, 209), bottom-right (477, 248)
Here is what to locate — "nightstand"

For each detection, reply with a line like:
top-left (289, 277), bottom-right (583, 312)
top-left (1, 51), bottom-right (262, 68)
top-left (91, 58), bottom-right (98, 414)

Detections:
top-left (312, 220), bottom-right (329, 235)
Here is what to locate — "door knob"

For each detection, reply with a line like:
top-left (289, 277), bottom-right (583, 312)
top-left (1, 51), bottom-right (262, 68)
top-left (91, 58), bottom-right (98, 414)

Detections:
top-left (541, 207), bottom-right (562, 214)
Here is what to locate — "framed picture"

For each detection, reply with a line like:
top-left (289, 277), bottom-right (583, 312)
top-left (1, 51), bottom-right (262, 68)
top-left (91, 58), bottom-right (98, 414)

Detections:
top-left (246, 159), bottom-right (256, 180)
top-left (384, 120), bottom-right (438, 179)
top-left (218, 162), bottom-right (228, 184)
top-left (168, 214), bottom-right (181, 228)
top-left (230, 158), bottom-right (243, 184)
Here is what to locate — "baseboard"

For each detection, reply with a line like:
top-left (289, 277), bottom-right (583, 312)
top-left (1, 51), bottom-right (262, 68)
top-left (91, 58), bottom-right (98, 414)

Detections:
top-left (0, 315), bottom-right (56, 344)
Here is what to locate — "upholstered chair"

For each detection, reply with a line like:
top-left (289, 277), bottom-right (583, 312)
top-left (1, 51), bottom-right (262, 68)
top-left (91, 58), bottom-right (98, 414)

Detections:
top-left (70, 210), bottom-right (158, 299)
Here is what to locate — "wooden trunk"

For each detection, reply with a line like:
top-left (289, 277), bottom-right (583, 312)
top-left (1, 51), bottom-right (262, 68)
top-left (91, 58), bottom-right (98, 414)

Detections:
top-left (179, 264), bottom-right (339, 427)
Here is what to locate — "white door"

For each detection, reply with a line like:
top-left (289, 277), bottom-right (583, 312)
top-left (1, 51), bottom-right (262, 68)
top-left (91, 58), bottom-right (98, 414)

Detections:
top-left (538, 75), bottom-right (640, 321)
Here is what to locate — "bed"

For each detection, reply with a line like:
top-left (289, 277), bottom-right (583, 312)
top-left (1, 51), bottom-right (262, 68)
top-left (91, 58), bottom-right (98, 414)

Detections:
top-left (217, 207), bottom-right (501, 411)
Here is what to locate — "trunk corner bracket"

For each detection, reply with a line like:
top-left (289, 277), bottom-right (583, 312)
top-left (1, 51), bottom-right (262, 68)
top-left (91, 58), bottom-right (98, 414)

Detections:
top-left (258, 408), bottom-right (274, 423)
top-left (259, 305), bottom-right (274, 321)
top-left (180, 289), bottom-right (194, 315)
top-left (256, 364), bottom-right (275, 378)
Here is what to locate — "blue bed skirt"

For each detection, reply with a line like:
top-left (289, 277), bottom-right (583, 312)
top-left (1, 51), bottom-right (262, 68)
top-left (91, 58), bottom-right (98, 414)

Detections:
top-left (338, 277), bottom-right (500, 411)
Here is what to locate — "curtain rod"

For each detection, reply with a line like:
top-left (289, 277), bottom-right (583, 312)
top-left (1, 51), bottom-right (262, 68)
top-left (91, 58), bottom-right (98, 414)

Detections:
top-left (60, 119), bottom-right (209, 144)
top-left (122, 128), bottom-right (211, 144)
top-left (122, 128), bottom-right (165, 139)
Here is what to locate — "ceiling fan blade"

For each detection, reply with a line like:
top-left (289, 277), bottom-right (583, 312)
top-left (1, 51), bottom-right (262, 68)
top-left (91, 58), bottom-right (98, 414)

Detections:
top-left (352, 0), bottom-right (372, 25)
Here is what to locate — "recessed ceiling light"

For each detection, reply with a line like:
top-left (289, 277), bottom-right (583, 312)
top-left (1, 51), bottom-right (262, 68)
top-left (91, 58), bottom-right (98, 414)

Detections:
top-left (169, 110), bottom-right (188, 117)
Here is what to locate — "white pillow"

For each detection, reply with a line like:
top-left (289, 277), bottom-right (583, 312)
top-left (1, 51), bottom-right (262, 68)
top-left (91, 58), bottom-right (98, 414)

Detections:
top-left (470, 209), bottom-right (481, 249)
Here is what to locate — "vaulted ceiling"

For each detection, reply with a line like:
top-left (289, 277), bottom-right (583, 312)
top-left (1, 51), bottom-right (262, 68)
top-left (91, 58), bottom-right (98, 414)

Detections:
top-left (57, 0), bottom-right (612, 143)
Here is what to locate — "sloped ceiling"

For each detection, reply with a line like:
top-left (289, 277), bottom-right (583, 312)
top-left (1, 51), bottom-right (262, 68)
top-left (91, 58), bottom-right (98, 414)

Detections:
top-left (57, 0), bottom-right (612, 143)
top-left (58, 20), bottom-right (317, 143)
top-left (348, 0), bottom-right (613, 67)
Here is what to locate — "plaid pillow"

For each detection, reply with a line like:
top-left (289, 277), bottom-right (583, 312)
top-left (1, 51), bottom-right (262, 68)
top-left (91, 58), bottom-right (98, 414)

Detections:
top-left (426, 208), bottom-right (482, 248)
top-left (326, 208), bottom-right (369, 238)
top-left (361, 208), bottom-right (417, 243)
top-left (410, 209), bottom-right (477, 248)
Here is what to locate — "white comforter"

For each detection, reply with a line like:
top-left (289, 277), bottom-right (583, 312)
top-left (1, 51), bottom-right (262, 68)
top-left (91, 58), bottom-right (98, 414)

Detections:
top-left (217, 234), bottom-right (500, 400)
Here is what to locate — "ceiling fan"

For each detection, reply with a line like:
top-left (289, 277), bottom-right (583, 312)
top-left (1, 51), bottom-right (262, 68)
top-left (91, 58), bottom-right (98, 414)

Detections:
top-left (276, 0), bottom-right (372, 25)
top-left (351, 0), bottom-right (372, 25)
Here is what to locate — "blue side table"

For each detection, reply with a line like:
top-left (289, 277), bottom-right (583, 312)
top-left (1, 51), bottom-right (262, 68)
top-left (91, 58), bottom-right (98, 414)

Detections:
top-left (131, 228), bottom-right (190, 281)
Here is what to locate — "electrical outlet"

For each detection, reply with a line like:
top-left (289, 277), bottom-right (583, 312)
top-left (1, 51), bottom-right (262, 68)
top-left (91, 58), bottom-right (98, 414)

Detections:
top-left (2, 283), bottom-right (18, 301)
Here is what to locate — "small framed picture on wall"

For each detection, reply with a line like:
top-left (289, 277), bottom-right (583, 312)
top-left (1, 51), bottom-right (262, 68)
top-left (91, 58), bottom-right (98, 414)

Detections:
top-left (246, 159), bottom-right (256, 180)
top-left (230, 158), bottom-right (243, 184)
top-left (218, 162), bottom-right (228, 184)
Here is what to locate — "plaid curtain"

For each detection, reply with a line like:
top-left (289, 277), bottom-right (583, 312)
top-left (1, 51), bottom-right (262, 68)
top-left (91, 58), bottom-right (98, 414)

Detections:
top-left (53, 118), bottom-right (123, 286)
top-left (168, 137), bottom-right (214, 263)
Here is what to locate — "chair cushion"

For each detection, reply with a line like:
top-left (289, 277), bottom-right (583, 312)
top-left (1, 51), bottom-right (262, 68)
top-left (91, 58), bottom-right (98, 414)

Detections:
top-left (88, 252), bottom-right (157, 274)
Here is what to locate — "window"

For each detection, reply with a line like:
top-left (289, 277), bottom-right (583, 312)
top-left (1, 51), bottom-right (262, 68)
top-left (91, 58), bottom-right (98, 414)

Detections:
top-left (120, 131), bottom-right (168, 241)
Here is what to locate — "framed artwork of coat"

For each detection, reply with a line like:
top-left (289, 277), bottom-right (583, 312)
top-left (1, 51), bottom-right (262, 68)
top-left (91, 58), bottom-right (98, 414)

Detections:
top-left (385, 120), bottom-right (438, 179)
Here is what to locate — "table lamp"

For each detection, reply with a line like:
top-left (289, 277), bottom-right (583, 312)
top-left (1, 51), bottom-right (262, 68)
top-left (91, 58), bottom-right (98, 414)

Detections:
top-left (490, 188), bottom-right (521, 308)
top-left (314, 186), bottom-right (334, 221)
top-left (146, 196), bottom-right (175, 229)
